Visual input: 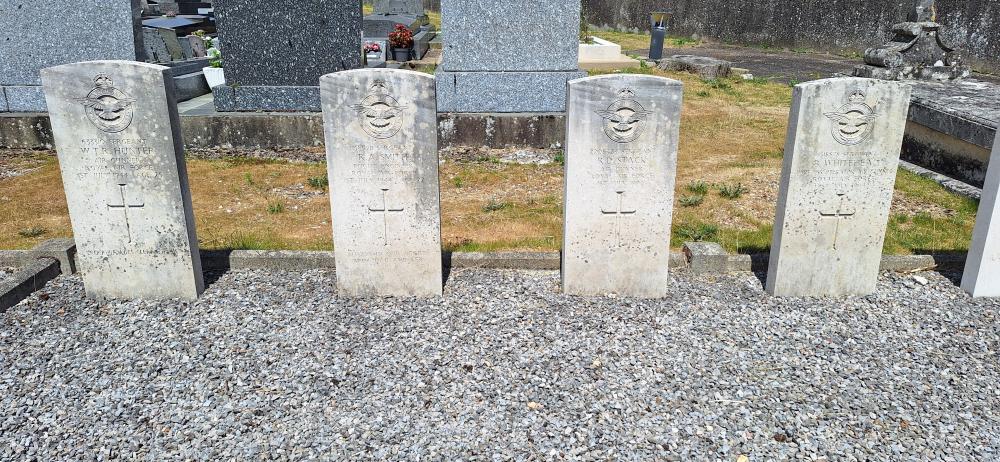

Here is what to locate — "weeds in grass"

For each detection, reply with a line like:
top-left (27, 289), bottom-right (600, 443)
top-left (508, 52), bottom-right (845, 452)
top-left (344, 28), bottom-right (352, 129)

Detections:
top-left (718, 183), bottom-right (747, 199)
top-left (266, 201), bottom-right (285, 214)
top-left (747, 77), bottom-right (770, 85)
top-left (679, 195), bottom-right (704, 207)
top-left (553, 152), bottom-right (565, 166)
top-left (17, 227), bottom-right (47, 238)
top-left (686, 181), bottom-right (710, 195)
top-left (696, 90), bottom-right (711, 97)
top-left (452, 176), bottom-right (465, 188)
top-left (243, 172), bottom-right (255, 186)
top-left (307, 175), bottom-right (328, 190)
top-left (482, 198), bottom-right (512, 213)
top-left (217, 231), bottom-right (282, 250)
top-left (676, 222), bottom-right (720, 242)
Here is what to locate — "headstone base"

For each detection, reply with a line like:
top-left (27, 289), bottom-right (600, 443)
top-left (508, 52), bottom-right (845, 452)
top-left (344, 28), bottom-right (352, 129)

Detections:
top-left (213, 85), bottom-right (321, 112)
top-left (1, 86), bottom-right (46, 112)
top-left (435, 71), bottom-right (586, 113)
top-left (853, 64), bottom-right (971, 82)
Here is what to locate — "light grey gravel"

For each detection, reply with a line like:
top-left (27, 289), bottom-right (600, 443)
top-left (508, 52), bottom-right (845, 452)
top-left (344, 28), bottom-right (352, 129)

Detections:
top-left (1, 269), bottom-right (999, 461)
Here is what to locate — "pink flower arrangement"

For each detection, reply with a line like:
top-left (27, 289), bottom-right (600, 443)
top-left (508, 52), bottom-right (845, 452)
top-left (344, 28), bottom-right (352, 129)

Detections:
top-left (364, 42), bottom-right (382, 54)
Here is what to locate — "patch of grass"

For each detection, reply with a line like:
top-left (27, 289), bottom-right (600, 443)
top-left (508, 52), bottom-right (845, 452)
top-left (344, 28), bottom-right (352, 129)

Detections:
top-left (17, 227), bottom-right (47, 238)
top-left (586, 30), bottom-right (700, 51)
top-left (243, 172), bottom-right (255, 186)
top-left (686, 181), bottom-right (710, 195)
top-left (695, 90), bottom-right (711, 97)
top-left (452, 176), bottom-right (465, 188)
top-left (482, 198), bottom-right (513, 213)
top-left (215, 231), bottom-right (284, 250)
top-left (675, 222), bottom-right (720, 242)
top-left (266, 201), bottom-right (285, 214)
top-left (718, 183), bottom-right (747, 199)
top-left (883, 169), bottom-right (978, 255)
top-left (553, 152), bottom-right (565, 166)
top-left (679, 195), bottom-right (705, 207)
top-left (307, 175), bottom-right (328, 190)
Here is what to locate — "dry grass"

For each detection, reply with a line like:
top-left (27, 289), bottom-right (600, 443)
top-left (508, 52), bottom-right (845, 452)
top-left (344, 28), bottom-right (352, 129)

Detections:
top-left (591, 31), bottom-right (699, 52)
top-left (0, 69), bottom-right (978, 255)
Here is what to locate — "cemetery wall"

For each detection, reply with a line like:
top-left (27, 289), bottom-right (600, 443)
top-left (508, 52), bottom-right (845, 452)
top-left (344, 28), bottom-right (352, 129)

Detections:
top-left (581, 0), bottom-right (1000, 74)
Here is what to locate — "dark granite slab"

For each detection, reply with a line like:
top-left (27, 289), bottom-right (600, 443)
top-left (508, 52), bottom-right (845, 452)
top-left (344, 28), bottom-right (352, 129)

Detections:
top-left (213, 0), bottom-right (362, 88)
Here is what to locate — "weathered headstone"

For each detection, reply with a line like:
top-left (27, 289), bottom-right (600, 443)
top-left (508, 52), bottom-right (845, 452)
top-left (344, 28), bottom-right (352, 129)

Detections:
top-left (562, 75), bottom-right (683, 297)
top-left (186, 35), bottom-right (208, 57)
top-left (373, 0), bottom-right (424, 17)
top-left (212, 0), bottom-right (363, 111)
top-left (436, 0), bottom-right (585, 112)
top-left (1, 0), bottom-right (143, 112)
top-left (40, 61), bottom-right (204, 300)
top-left (766, 78), bottom-right (911, 297)
top-left (961, 134), bottom-right (1000, 297)
top-left (321, 69), bottom-right (442, 296)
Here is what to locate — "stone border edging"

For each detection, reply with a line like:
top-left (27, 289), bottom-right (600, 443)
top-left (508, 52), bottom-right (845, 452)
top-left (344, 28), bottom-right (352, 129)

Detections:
top-left (0, 258), bottom-right (61, 312)
top-left (0, 240), bottom-right (969, 308)
top-left (899, 160), bottom-right (982, 200)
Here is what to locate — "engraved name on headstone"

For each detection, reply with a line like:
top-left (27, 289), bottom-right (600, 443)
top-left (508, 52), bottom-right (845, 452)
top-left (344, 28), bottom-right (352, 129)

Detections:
top-left (766, 77), bottom-right (911, 297)
top-left (321, 69), bottom-right (443, 296)
top-left (562, 74), bottom-right (683, 297)
top-left (41, 61), bottom-right (204, 300)
top-left (961, 133), bottom-right (1000, 297)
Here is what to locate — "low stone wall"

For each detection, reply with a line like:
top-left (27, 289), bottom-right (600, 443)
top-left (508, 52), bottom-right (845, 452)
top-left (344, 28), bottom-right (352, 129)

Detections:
top-left (581, 0), bottom-right (1000, 74)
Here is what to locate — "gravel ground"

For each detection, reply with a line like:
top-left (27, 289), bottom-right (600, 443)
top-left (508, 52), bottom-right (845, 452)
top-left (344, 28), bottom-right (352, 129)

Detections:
top-left (1, 269), bottom-right (998, 461)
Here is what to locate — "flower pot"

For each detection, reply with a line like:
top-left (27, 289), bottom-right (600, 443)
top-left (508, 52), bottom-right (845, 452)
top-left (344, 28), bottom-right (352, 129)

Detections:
top-left (203, 66), bottom-right (225, 88)
top-left (392, 48), bottom-right (411, 62)
top-left (366, 52), bottom-right (381, 62)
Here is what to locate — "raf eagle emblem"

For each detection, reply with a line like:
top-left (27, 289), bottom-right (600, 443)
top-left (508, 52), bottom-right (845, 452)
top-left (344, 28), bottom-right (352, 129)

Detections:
top-left (74, 74), bottom-right (136, 133)
top-left (352, 80), bottom-right (406, 139)
top-left (595, 88), bottom-right (653, 143)
top-left (824, 89), bottom-right (879, 146)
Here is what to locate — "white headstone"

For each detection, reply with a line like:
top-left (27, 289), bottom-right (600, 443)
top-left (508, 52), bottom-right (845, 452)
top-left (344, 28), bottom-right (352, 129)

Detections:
top-left (40, 61), bottom-right (204, 301)
top-left (562, 74), bottom-right (683, 297)
top-left (961, 133), bottom-right (1000, 297)
top-left (321, 69), bottom-right (443, 297)
top-left (766, 77), bottom-right (911, 297)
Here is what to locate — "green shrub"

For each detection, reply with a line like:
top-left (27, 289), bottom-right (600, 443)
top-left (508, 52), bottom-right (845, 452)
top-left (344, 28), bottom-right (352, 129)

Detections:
top-left (718, 183), bottom-right (747, 199)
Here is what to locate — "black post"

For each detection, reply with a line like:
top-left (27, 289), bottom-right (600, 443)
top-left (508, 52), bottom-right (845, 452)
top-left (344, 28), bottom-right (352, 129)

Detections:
top-left (648, 12), bottom-right (669, 61)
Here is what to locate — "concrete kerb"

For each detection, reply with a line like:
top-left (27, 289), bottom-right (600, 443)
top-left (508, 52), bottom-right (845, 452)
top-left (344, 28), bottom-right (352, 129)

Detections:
top-left (0, 257), bottom-right (61, 313)
top-left (0, 239), bottom-right (970, 307)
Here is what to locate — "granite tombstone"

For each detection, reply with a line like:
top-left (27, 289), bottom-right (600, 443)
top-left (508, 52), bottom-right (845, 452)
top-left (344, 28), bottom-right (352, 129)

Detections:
top-left (562, 75), bottom-right (682, 297)
top-left (40, 61), bottom-right (204, 300)
top-left (766, 78), bottom-right (911, 297)
top-left (212, 0), bottom-right (363, 112)
top-left (321, 69), bottom-right (443, 297)
top-left (436, 0), bottom-right (585, 112)
top-left (961, 134), bottom-right (1000, 297)
top-left (373, 0), bottom-right (424, 17)
top-left (1, 0), bottom-right (143, 112)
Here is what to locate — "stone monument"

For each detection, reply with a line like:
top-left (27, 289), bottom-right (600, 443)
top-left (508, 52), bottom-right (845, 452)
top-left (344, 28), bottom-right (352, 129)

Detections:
top-left (562, 74), bottom-right (683, 297)
top-left (436, 0), bottom-right (586, 112)
top-left (1, 0), bottom-right (143, 112)
top-left (961, 133), bottom-right (1000, 297)
top-left (212, 0), bottom-right (363, 112)
top-left (854, 0), bottom-right (970, 81)
top-left (321, 69), bottom-right (443, 297)
top-left (373, 0), bottom-right (425, 17)
top-left (766, 77), bottom-right (911, 297)
top-left (40, 61), bottom-right (204, 301)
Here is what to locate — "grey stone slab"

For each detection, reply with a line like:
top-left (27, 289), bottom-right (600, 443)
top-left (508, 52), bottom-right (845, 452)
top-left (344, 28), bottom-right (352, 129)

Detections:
top-left (40, 61), bottom-right (204, 301)
top-left (373, 0), bottom-right (424, 16)
top-left (3, 86), bottom-right (47, 112)
top-left (562, 75), bottom-right (682, 297)
top-left (363, 14), bottom-right (421, 39)
top-left (904, 78), bottom-right (1000, 150)
top-left (179, 38), bottom-right (195, 59)
top-left (0, 0), bottom-right (140, 87)
top-left (436, 71), bottom-right (586, 113)
top-left (657, 55), bottom-right (732, 80)
top-left (158, 29), bottom-right (185, 61)
top-left (440, 0), bottom-right (580, 72)
top-left (0, 89), bottom-right (7, 112)
top-left (962, 133), bottom-right (1000, 297)
top-left (143, 28), bottom-right (172, 63)
top-left (766, 77), bottom-right (911, 297)
top-left (321, 69), bottom-right (442, 296)
top-left (0, 258), bottom-right (61, 313)
top-left (212, 85), bottom-right (321, 112)
top-left (172, 72), bottom-right (211, 102)
top-left (213, 0), bottom-right (362, 88)
top-left (185, 35), bottom-right (208, 57)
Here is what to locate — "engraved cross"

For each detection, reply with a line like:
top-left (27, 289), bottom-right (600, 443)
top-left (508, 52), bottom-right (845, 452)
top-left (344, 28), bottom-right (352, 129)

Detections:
top-left (107, 183), bottom-right (144, 243)
top-left (819, 193), bottom-right (856, 250)
top-left (368, 188), bottom-right (405, 246)
top-left (601, 190), bottom-right (637, 247)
